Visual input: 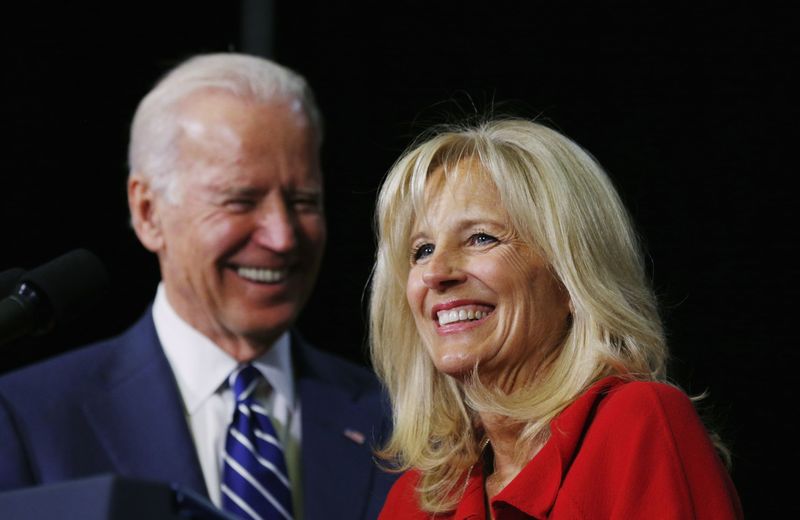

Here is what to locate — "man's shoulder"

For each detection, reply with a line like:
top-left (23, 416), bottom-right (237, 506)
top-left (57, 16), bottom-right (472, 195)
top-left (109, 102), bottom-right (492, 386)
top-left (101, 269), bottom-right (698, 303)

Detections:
top-left (0, 310), bottom-right (157, 398)
top-left (292, 331), bottom-right (384, 397)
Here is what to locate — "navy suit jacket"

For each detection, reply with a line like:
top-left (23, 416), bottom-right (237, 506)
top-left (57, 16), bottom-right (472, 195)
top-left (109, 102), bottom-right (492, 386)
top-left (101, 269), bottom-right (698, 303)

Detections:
top-left (0, 310), bottom-right (397, 519)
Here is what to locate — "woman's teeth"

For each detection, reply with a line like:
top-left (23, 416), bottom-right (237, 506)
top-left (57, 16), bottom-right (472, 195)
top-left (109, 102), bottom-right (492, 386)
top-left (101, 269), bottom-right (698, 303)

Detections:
top-left (437, 307), bottom-right (491, 326)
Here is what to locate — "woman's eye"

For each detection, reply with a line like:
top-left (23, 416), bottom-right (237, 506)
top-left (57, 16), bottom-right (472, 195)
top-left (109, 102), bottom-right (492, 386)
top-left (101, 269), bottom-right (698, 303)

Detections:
top-left (469, 232), bottom-right (498, 246)
top-left (412, 243), bottom-right (435, 262)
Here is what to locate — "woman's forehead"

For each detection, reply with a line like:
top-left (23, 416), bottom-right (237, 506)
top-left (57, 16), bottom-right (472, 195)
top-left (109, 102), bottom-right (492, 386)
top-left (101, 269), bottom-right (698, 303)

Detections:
top-left (423, 156), bottom-right (492, 196)
top-left (409, 162), bottom-right (508, 231)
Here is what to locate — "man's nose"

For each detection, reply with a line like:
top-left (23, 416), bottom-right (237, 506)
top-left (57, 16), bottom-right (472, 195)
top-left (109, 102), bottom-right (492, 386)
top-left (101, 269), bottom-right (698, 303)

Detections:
top-left (253, 196), bottom-right (298, 253)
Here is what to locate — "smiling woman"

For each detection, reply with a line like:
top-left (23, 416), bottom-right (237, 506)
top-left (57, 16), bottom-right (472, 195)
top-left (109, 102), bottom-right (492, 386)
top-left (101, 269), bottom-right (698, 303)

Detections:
top-left (405, 160), bottom-right (570, 385)
top-left (369, 119), bottom-right (743, 518)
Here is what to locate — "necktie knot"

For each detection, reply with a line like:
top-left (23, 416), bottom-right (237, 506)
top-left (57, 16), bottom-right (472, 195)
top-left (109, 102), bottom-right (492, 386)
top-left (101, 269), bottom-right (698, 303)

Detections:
top-left (229, 364), bottom-right (262, 403)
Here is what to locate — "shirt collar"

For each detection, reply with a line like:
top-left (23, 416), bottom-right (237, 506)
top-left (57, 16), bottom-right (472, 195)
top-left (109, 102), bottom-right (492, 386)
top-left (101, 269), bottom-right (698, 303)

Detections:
top-left (252, 330), bottom-right (295, 407)
top-left (153, 282), bottom-right (295, 414)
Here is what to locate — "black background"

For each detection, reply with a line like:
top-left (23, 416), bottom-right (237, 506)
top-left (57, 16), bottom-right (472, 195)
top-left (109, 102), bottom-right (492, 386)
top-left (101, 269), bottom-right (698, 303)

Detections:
top-left (1, 3), bottom-right (797, 516)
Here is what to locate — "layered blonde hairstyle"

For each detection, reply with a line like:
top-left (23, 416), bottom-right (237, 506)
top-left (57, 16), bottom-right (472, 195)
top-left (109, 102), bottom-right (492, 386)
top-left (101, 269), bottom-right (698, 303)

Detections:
top-left (369, 118), bottom-right (667, 512)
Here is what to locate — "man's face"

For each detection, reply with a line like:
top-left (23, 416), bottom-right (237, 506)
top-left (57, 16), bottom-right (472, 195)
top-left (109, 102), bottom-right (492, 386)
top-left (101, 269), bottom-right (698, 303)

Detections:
top-left (135, 92), bottom-right (325, 358)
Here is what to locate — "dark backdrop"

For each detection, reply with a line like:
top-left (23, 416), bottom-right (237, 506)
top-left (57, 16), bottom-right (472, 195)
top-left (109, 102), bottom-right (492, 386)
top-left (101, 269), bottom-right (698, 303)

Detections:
top-left (1, 3), bottom-right (796, 516)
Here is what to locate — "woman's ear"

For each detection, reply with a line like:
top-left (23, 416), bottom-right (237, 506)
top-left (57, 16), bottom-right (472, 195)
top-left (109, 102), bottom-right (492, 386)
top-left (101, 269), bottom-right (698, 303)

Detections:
top-left (127, 174), bottom-right (164, 253)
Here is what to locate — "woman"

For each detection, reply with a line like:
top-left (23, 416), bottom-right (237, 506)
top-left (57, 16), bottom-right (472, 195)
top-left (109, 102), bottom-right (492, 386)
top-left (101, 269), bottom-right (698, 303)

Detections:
top-left (369, 119), bottom-right (743, 518)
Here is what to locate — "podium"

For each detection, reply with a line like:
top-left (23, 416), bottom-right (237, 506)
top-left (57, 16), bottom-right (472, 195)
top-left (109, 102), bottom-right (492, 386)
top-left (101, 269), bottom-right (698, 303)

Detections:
top-left (0, 474), bottom-right (235, 519)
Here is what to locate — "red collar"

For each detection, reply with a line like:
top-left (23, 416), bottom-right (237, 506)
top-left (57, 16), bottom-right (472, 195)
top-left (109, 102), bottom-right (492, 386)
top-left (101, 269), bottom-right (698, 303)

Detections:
top-left (451, 376), bottom-right (626, 519)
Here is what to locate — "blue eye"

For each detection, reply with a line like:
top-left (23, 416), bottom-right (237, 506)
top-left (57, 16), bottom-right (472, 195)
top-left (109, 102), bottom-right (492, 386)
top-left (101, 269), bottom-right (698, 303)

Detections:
top-left (412, 243), bottom-right (434, 262)
top-left (469, 232), bottom-right (497, 246)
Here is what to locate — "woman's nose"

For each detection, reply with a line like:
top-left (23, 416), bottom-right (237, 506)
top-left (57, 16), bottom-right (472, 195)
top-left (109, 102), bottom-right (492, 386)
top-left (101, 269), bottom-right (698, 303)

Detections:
top-left (421, 251), bottom-right (467, 291)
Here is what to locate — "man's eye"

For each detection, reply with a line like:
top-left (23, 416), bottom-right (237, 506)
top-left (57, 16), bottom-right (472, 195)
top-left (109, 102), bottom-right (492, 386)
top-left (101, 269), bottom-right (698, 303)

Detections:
top-left (412, 243), bottom-right (435, 263)
top-left (224, 199), bottom-right (256, 211)
top-left (469, 233), bottom-right (498, 246)
top-left (291, 195), bottom-right (322, 213)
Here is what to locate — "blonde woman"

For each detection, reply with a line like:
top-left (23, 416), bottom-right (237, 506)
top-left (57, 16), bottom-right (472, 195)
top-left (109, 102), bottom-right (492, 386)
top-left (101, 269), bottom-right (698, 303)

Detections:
top-left (370, 119), bottom-right (742, 519)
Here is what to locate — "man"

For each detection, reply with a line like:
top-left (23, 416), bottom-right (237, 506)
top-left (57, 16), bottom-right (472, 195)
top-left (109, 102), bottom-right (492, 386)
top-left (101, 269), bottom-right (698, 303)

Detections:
top-left (0, 53), bottom-right (395, 519)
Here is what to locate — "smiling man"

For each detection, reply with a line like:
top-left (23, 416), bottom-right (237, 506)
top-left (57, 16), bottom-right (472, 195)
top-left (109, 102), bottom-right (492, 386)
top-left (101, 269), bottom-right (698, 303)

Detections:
top-left (129, 87), bottom-right (325, 362)
top-left (0, 53), bottom-right (395, 520)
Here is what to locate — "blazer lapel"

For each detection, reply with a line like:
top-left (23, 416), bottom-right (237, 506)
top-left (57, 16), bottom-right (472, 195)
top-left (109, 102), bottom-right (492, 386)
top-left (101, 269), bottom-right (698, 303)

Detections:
top-left (81, 312), bottom-right (207, 496)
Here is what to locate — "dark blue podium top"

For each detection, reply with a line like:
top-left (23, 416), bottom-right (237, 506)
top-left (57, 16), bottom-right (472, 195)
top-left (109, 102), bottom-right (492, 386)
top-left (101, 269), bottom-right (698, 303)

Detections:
top-left (0, 474), bottom-right (234, 520)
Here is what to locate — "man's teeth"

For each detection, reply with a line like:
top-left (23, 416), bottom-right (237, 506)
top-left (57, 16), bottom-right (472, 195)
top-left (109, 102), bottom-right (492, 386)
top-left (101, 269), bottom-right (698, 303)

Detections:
top-left (437, 307), bottom-right (491, 326)
top-left (237, 267), bottom-right (288, 283)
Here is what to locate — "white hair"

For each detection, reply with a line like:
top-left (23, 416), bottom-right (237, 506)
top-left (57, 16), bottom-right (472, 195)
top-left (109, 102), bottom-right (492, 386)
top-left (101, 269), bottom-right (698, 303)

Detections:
top-left (128, 52), bottom-right (322, 201)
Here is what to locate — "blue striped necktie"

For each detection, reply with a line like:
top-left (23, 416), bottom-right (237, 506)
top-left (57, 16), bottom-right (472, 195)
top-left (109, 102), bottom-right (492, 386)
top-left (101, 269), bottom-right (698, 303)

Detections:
top-left (221, 364), bottom-right (294, 520)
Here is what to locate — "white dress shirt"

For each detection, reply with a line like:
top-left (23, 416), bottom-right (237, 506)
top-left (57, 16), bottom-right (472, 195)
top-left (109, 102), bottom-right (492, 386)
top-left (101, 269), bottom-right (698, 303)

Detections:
top-left (152, 283), bottom-right (302, 508)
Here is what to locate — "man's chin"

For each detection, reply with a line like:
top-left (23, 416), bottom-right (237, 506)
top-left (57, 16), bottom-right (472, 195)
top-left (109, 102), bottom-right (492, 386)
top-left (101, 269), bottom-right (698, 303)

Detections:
top-left (222, 298), bottom-right (302, 338)
top-left (233, 315), bottom-right (296, 342)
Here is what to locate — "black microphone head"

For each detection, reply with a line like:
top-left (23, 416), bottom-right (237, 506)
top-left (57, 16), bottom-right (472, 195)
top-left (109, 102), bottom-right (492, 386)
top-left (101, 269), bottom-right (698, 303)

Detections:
top-left (0, 268), bottom-right (24, 297)
top-left (20, 249), bottom-right (110, 327)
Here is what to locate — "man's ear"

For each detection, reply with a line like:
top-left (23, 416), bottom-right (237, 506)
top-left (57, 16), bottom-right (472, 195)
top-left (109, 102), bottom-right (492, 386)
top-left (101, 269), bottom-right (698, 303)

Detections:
top-left (128, 174), bottom-right (164, 253)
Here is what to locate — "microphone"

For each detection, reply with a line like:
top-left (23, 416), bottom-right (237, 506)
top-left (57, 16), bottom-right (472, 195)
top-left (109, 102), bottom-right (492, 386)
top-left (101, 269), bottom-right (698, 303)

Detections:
top-left (0, 249), bottom-right (110, 347)
top-left (0, 268), bottom-right (24, 297)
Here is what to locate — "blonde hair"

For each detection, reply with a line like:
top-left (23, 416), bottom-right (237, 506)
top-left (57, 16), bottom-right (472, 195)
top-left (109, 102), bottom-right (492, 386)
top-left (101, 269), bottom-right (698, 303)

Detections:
top-left (369, 118), bottom-right (667, 512)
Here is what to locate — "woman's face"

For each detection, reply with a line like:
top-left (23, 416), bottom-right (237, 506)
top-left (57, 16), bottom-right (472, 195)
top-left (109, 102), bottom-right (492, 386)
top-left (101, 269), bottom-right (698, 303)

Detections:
top-left (405, 160), bottom-right (571, 389)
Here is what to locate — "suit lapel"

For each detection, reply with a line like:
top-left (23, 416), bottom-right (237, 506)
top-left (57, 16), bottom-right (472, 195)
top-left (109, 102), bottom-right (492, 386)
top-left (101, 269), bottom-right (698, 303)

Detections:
top-left (81, 312), bottom-right (207, 496)
top-left (295, 336), bottom-right (386, 520)
top-left (300, 379), bottom-right (383, 519)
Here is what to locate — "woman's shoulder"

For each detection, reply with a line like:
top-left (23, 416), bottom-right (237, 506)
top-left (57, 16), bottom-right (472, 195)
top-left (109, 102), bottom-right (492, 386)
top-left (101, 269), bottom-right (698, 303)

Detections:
top-left (579, 377), bottom-right (717, 459)
top-left (552, 377), bottom-right (742, 518)
top-left (600, 378), bottom-right (697, 420)
top-left (379, 470), bottom-right (428, 518)
top-left (557, 377), bottom-right (698, 434)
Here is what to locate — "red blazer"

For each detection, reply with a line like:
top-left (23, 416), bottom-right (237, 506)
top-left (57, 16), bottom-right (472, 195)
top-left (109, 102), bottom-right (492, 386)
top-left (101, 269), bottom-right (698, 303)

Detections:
top-left (380, 377), bottom-right (743, 519)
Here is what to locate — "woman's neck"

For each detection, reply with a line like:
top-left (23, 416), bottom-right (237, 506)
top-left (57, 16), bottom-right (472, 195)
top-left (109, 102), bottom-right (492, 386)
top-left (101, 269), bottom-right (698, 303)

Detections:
top-left (480, 412), bottom-right (541, 499)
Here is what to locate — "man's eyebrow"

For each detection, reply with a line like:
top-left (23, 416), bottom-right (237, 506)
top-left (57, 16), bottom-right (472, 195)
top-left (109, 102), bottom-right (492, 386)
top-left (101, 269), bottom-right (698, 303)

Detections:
top-left (290, 186), bottom-right (323, 195)
top-left (215, 185), bottom-right (263, 197)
